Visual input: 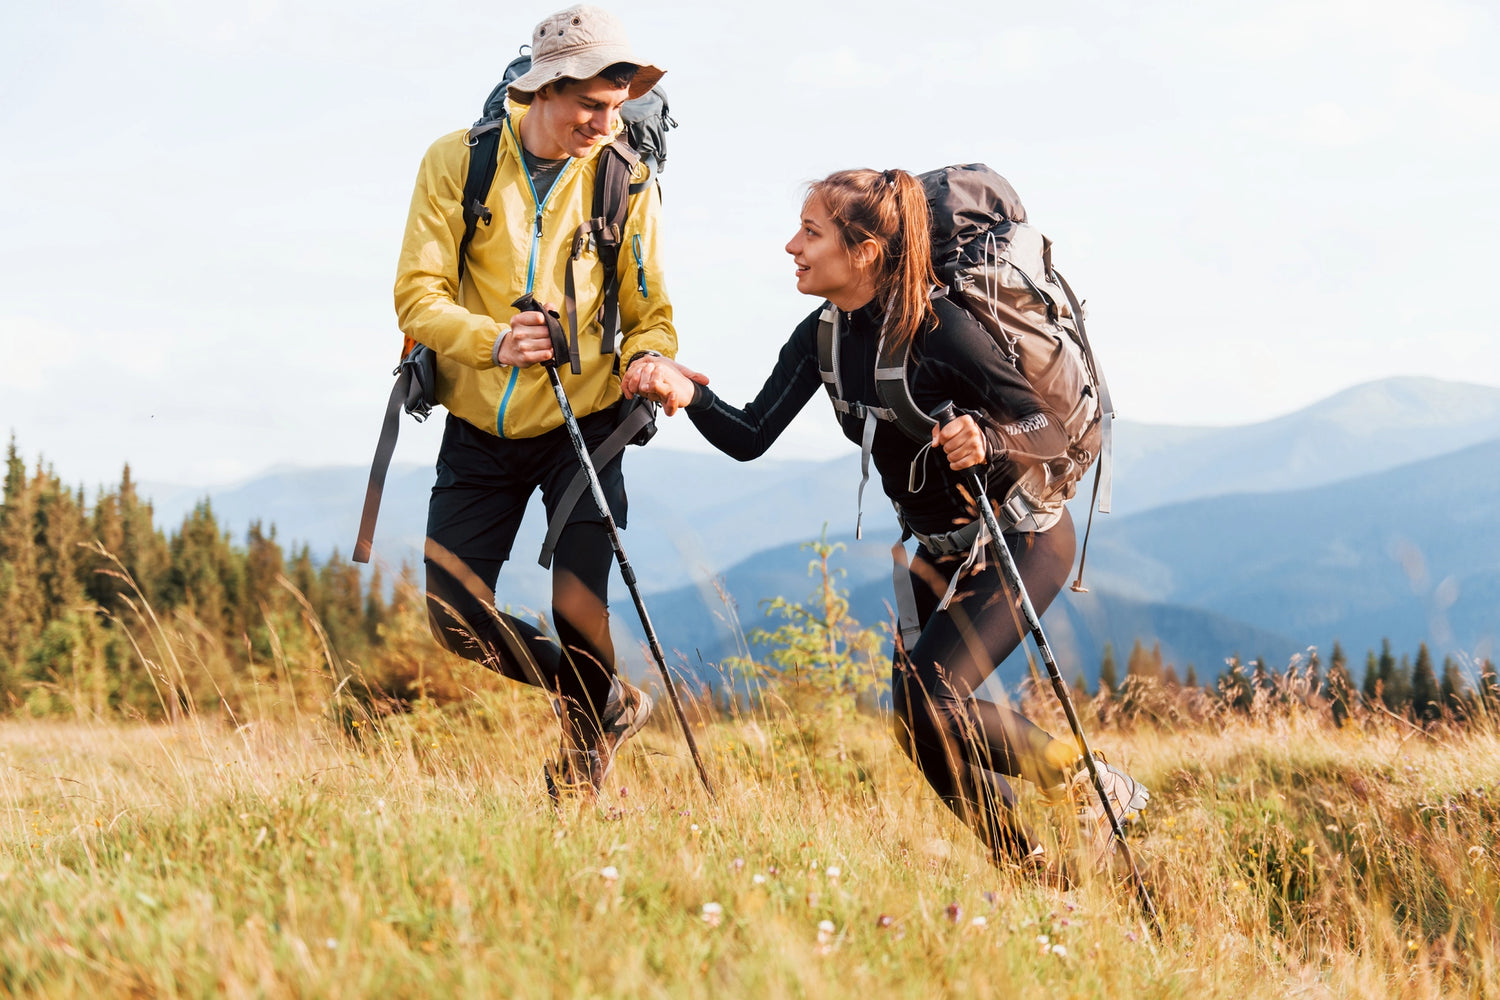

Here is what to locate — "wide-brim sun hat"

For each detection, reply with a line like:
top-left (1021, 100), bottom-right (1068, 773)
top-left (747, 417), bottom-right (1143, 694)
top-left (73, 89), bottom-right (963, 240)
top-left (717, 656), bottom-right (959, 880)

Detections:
top-left (507, 5), bottom-right (665, 105)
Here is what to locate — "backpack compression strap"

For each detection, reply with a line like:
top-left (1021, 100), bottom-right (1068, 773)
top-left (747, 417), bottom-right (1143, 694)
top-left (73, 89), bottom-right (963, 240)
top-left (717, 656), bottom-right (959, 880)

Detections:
top-left (1053, 268), bottom-right (1113, 592)
top-left (353, 351), bottom-right (434, 563)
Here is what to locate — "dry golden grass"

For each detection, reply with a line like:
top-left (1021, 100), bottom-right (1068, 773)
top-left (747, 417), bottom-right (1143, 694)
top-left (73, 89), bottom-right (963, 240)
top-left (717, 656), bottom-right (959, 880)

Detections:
top-left (0, 672), bottom-right (1496, 998)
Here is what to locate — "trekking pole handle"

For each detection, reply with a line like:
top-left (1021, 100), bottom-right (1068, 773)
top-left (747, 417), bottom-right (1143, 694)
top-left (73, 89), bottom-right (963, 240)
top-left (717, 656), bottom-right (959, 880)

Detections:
top-left (929, 402), bottom-right (988, 492)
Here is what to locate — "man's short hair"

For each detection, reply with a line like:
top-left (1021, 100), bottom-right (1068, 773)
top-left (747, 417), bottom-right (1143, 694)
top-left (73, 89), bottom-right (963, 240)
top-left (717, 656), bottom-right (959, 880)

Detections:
top-left (550, 62), bottom-right (639, 97)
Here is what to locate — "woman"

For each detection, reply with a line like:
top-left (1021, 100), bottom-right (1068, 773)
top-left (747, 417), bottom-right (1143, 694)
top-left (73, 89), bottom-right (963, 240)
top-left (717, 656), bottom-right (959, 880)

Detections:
top-left (625, 168), bottom-right (1147, 871)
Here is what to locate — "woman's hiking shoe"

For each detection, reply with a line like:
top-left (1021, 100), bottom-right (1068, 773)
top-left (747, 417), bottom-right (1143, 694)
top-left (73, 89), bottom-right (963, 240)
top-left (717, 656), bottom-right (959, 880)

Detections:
top-left (1067, 752), bottom-right (1150, 857)
top-left (1039, 751), bottom-right (1149, 860)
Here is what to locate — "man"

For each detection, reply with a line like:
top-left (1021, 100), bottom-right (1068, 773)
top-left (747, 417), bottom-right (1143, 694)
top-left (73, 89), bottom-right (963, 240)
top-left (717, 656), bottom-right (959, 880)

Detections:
top-left (394, 5), bottom-right (674, 793)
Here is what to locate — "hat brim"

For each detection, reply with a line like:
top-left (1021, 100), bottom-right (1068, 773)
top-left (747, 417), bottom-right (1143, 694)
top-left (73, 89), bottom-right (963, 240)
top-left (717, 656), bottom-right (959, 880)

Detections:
top-left (508, 54), bottom-right (664, 105)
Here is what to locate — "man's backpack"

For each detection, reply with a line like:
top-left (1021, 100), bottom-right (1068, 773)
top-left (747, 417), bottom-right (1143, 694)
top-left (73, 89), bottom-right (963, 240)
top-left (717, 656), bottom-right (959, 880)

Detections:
top-left (816, 164), bottom-right (1113, 571)
top-left (353, 49), bottom-right (675, 565)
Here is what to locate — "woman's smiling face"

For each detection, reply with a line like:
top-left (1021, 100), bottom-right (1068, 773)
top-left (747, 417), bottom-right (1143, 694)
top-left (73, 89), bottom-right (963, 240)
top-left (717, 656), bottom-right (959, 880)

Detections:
top-left (785, 196), bottom-right (864, 302)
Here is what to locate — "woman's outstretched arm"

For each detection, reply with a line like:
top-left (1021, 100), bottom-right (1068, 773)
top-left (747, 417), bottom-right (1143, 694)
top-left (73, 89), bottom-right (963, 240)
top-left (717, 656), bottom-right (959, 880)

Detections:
top-left (624, 311), bottom-right (824, 462)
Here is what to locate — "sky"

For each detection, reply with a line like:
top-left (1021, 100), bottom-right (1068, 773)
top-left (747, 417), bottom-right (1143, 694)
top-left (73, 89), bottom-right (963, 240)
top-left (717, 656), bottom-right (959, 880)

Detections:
top-left (2, 0), bottom-right (1497, 488)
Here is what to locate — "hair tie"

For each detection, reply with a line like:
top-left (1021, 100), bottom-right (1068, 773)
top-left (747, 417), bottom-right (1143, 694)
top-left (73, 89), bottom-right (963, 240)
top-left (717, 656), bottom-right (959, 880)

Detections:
top-left (881, 169), bottom-right (897, 188)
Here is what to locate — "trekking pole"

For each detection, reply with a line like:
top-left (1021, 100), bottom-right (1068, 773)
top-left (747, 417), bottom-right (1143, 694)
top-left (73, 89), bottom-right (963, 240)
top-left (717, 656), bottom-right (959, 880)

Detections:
top-left (931, 403), bottom-right (1159, 934)
top-left (514, 295), bottom-right (714, 798)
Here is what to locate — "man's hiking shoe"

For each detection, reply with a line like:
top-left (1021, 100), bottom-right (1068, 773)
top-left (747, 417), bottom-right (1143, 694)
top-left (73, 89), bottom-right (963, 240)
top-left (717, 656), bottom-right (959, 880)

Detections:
top-left (598, 678), bottom-right (653, 770)
top-left (548, 678), bottom-right (654, 797)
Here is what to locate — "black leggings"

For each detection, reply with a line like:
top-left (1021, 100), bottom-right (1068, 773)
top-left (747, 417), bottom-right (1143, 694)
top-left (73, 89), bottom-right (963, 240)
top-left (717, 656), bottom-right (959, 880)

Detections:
top-left (891, 508), bottom-right (1076, 862)
top-left (424, 522), bottom-right (616, 730)
top-left (422, 412), bottom-right (624, 739)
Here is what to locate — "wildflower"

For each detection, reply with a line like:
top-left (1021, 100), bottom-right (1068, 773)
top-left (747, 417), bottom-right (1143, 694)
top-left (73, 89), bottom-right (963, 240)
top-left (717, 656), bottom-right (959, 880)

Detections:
top-left (619, 786), bottom-right (629, 798)
top-left (970, 916), bottom-right (987, 929)
top-left (981, 891), bottom-right (998, 907)
top-left (752, 874), bottom-right (766, 885)
top-left (945, 902), bottom-right (963, 923)
top-left (825, 865), bottom-right (841, 880)
top-left (690, 824), bottom-right (700, 837)
top-left (1231, 880), bottom-right (1246, 891)
top-left (1406, 939), bottom-right (1418, 952)
top-left (1050, 944), bottom-right (1068, 958)
top-left (731, 857), bottom-right (745, 871)
top-left (1468, 846), bottom-right (1485, 861)
top-left (701, 902), bottom-right (723, 927)
top-left (817, 919), bottom-right (836, 944)
top-left (324, 938), bottom-right (338, 950)
top-left (1300, 845), bottom-right (1315, 856)
top-left (876, 914), bottom-right (894, 929)
top-left (600, 866), bottom-right (619, 882)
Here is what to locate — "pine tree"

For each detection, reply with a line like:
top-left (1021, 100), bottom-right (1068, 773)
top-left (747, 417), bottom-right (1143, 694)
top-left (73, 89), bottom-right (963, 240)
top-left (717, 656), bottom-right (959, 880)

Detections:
top-left (116, 464), bottom-right (169, 607)
top-left (1220, 655), bottom-right (1252, 713)
top-left (1251, 656), bottom-right (1271, 695)
top-left (1381, 650), bottom-right (1411, 713)
top-left (1479, 659), bottom-right (1499, 716)
top-left (165, 500), bottom-right (246, 638)
top-left (1327, 641), bottom-right (1354, 726)
top-left (0, 445), bottom-right (45, 694)
top-left (1097, 642), bottom-right (1118, 698)
top-left (318, 550), bottom-right (365, 657)
top-left (1306, 647), bottom-right (1324, 696)
top-left (364, 564), bottom-right (387, 646)
top-left (1363, 649), bottom-right (1381, 704)
top-left (1184, 663), bottom-right (1198, 689)
top-left (1410, 643), bottom-right (1439, 724)
top-left (1125, 638), bottom-right (1161, 684)
top-left (244, 521), bottom-right (284, 620)
top-left (1439, 655), bottom-right (1468, 720)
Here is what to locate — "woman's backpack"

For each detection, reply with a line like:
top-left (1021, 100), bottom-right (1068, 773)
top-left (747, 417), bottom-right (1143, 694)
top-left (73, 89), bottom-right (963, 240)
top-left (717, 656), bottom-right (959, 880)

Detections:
top-left (816, 163), bottom-right (1114, 538)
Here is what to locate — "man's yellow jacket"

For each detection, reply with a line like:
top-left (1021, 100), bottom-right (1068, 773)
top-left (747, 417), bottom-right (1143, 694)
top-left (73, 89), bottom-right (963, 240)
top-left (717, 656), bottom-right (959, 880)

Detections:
top-left (394, 105), bottom-right (676, 439)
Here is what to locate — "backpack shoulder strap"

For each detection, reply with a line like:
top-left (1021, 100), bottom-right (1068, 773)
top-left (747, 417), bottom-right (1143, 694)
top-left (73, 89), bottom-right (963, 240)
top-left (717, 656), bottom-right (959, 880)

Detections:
top-left (816, 302), bottom-right (846, 412)
top-left (595, 141), bottom-right (639, 355)
top-left (458, 125), bottom-right (504, 283)
top-left (873, 332), bottom-right (937, 443)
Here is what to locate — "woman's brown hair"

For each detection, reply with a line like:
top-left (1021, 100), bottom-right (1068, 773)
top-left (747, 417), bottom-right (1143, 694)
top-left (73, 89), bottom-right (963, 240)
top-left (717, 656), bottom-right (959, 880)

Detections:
top-left (806, 168), bottom-right (938, 351)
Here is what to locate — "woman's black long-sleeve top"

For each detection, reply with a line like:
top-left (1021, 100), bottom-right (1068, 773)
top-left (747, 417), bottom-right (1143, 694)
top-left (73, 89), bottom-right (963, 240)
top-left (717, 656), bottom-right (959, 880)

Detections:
top-left (684, 296), bottom-right (1069, 535)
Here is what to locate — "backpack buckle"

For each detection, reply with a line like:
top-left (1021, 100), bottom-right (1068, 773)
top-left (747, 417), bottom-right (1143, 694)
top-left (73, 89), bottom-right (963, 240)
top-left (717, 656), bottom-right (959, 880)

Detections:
top-left (850, 401), bottom-right (867, 420)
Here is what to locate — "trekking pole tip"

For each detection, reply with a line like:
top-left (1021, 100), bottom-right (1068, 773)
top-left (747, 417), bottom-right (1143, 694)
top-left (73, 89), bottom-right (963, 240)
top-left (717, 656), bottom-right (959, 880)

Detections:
top-left (1069, 579), bottom-right (1089, 593)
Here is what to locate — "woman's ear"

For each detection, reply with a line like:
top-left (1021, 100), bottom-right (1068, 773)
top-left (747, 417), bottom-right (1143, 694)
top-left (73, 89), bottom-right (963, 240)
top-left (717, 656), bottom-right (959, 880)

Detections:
top-left (851, 238), bottom-right (880, 271)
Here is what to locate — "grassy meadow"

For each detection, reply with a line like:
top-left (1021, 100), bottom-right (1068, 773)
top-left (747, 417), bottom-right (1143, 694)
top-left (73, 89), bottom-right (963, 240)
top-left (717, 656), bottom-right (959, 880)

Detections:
top-left (2, 644), bottom-right (1498, 999)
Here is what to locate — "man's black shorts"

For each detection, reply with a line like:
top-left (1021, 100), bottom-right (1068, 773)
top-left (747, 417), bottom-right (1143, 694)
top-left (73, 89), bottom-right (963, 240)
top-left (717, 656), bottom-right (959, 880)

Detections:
top-left (425, 405), bottom-right (627, 564)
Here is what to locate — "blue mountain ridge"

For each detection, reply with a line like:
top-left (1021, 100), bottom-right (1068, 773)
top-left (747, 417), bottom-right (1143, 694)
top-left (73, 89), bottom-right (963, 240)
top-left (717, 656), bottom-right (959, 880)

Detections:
top-left (136, 377), bottom-right (1500, 685)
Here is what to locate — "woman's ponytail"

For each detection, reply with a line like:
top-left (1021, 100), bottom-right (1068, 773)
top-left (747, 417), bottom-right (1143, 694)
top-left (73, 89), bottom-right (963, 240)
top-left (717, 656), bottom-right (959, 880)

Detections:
top-left (882, 169), bottom-right (938, 353)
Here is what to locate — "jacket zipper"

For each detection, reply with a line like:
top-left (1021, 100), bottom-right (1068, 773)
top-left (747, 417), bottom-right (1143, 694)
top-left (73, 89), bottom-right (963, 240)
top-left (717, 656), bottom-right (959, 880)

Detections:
top-left (496, 118), bottom-right (574, 437)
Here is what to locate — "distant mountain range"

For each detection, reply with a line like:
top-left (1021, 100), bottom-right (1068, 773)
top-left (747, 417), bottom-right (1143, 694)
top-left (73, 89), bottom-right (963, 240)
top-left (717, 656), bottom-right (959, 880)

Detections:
top-left (142, 376), bottom-right (1500, 685)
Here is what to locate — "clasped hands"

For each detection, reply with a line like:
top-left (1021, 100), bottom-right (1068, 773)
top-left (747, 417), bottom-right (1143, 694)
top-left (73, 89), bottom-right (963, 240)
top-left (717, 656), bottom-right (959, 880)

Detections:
top-left (620, 354), bottom-right (708, 417)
